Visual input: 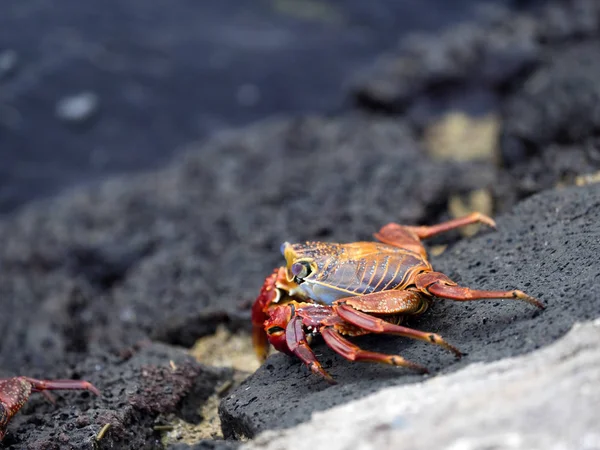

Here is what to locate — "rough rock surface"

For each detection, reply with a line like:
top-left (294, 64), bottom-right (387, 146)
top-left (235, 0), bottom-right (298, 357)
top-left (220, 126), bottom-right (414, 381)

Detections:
top-left (349, 0), bottom-right (600, 210)
top-left (1, 0), bottom-right (600, 448)
top-left (0, 115), bottom-right (494, 376)
top-left (0, 115), bottom-right (496, 448)
top-left (246, 318), bottom-right (600, 450)
top-left (500, 42), bottom-right (600, 199)
top-left (219, 183), bottom-right (600, 438)
top-left (350, 0), bottom-right (600, 120)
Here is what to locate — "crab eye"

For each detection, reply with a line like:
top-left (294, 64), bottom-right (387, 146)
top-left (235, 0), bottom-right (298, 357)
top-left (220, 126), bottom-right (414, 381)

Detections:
top-left (291, 261), bottom-right (311, 279)
top-left (280, 242), bottom-right (289, 256)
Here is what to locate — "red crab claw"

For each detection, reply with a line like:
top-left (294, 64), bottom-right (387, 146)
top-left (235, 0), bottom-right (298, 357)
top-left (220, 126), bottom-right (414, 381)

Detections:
top-left (252, 266), bottom-right (301, 361)
top-left (0, 376), bottom-right (100, 441)
top-left (252, 268), bottom-right (285, 361)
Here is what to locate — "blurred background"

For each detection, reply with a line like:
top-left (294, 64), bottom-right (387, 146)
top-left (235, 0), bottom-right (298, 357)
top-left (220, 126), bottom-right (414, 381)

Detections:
top-left (0, 0), bottom-right (543, 215)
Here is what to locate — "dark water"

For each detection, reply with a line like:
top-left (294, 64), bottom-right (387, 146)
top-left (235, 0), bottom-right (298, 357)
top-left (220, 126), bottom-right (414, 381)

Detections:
top-left (0, 0), bottom-right (539, 214)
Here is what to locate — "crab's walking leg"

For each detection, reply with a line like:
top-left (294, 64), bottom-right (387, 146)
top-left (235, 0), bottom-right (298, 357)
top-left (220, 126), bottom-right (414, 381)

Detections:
top-left (334, 302), bottom-right (462, 357)
top-left (321, 327), bottom-right (428, 373)
top-left (375, 213), bottom-right (496, 256)
top-left (23, 378), bottom-right (101, 396)
top-left (415, 272), bottom-right (544, 309)
top-left (403, 212), bottom-right (496, 239)
top-left (342, 290), bottom-right (429, 315)
top-left (0, 377), bottom-right (100, 442)
top-left (286, 316), bottom-right (335, 383)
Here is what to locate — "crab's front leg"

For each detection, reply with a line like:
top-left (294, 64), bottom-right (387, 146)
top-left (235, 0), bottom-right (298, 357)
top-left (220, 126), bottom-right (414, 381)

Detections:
top-left (252, 268), bottom-right (283, 361)
top-left (252, 267), bottom-right (301, 361)
top-left (263, 302), bottom-right (335, 383)
top-left (0, 377), bottom-right (100, 441)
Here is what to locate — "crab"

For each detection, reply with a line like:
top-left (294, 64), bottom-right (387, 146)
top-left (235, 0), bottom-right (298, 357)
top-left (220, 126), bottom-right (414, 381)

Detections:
top-left (252, 213), bottom-right (543, 382)
top-left (0, 376), bottom-right (100, 441)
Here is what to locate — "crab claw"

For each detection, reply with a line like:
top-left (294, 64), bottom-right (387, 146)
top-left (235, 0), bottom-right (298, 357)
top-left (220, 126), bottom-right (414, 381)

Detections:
top-left (252, 268), bottom-right (283, 361)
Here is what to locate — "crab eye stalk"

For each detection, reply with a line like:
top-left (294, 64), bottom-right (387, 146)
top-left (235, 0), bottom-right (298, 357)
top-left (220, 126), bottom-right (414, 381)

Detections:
top-left (291, 261), bottom-right (311, 279)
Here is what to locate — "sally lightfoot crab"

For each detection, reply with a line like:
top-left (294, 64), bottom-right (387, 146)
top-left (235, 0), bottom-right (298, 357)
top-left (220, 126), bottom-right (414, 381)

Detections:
top-left (0, 376), bottom-right (100, 441)
top-left (252, 213), bottom-right (543, 382)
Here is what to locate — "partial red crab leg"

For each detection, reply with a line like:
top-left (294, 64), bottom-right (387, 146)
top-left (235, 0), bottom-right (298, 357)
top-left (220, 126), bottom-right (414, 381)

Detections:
top-left (416, 272), bottom-right (544, 309)
top-left (23, 378), bottom-right (101, 396)
top-left (285, 316), bottom-right (335, 383)
top-left (321, 327), bottom-right (428, 373)
top-left (335, 303), bottom-right (462, 357)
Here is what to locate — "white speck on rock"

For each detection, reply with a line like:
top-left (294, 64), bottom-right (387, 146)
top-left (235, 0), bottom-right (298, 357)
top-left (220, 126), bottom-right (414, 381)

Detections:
top-left (0, 49), bottom-right (18, 78)
top-left (56, 91), bottom-right (99, 124)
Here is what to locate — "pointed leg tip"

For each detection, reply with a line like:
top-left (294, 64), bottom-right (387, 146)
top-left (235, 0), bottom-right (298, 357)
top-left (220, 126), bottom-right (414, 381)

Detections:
top-left (452, 348), bottom-right (464, 359)
top-left (473, 212), bottom-right (496, 229)
top-left (402, 360), bottom-right (429, 374)
top-left (318, 370), bottom-right (337, 384)
top-left (41, 390), bottom-right (57, 404)
top-left (484, 218), bottom-right (497, 229)
top-left (514, 291), bottom-right (545, 309)
top-left (87, 383), bottom-right (101, 397)
top-left (417, 366), bottom-right (430, 375)
top-left (309, 363), bottom-right (336, 384)
top-left (440, 341), bottom-right (463, 358)
top-left (533, 300), bottom-right (546, 310)
top-left (324, 375), bottom-right (337, 385)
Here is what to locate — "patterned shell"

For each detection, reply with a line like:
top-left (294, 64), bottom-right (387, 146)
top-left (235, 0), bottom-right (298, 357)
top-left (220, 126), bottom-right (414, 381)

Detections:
top-left (284, 241), bottom-right (432, 304)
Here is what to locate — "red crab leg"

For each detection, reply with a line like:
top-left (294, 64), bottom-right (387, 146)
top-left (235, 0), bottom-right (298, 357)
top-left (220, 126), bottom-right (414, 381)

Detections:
top-left (335, 303), bottom-right (462, 356)
top-left (286, 315), bottom-right (335, 383)
top-left (403, 212), bottom-right (496, 239)
top-left (342, 290), bottom-right (429, 315)
top-left (23, 378), bottom-right (100, 396)
top-left (415, 272), bottom-right (544, 309)
top-left (375, 213), bottom-right (496, 257)
top-left (0, 376), bottom-right (100, 442)
top-left (321, 327), bottom-right (428, 373)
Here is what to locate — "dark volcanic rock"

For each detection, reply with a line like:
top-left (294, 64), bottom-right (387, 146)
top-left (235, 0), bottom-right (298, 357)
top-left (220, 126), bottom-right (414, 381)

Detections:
top-left (246, 319), bottom-right (600, 450)
top-left (219, 183), bottom-right (600, 439)
top-left (503, 42), bottom-right (600, 152)
top-left (492, 42), bottom-right (600, 207)
top-left (0, 115), bottom-right (495, 376)
top-left (350, 0), bottom-right (600, 126)
top-left (501, 42), bottom-right (600, 169)
top-left (348, 0), bottom-right (600, 213)
top-left (1, 343), bottom-right (234, 449)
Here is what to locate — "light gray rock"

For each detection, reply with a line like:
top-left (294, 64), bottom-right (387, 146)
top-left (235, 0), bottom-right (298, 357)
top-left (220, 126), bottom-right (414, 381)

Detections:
top-left (246, 318), bottom-right (600, 450)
